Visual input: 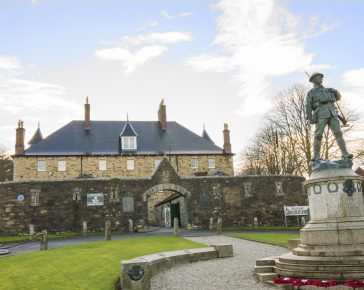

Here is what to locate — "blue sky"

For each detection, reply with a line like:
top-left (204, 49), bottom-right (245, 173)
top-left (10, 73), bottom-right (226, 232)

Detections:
top-left (1, 0), bottom-right (364, 165)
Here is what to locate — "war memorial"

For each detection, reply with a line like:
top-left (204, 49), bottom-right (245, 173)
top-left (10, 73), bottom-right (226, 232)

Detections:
top-left (255, 73), bottom-right (364, 288)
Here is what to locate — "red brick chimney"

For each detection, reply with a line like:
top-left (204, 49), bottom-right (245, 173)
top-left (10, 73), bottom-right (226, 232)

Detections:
top-left (223, 123), bottom-right (231, 154)
top-left (15, 120), bottom-right (25, 155)
top-left (158, 99), bottom-right (167, 130)
top-left (84, 97), bottom-right (90, 130)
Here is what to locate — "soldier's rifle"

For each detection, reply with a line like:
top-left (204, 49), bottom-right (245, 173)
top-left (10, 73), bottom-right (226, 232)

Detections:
top-left (305, 71), bottom-right (349, 127)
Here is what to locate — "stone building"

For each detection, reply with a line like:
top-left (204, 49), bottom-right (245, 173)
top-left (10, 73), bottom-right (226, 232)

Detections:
top-left (13, 98), bottom-right (234, 181)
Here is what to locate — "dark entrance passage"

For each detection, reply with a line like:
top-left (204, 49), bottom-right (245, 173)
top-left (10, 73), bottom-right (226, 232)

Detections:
top-left (171, 203), bottom-right (181, 227)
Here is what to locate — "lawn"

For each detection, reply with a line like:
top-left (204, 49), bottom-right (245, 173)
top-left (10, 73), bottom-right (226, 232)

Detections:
top-left (229, 232), bottom-right (300, 247)
top-left (0, 236), bottom-right (204, 290)
top-left (0, 232), bottom-right (81, 244)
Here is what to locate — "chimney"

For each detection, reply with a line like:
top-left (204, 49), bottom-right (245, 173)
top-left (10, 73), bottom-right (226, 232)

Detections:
top-left (223, 123), bottom-right (231, 154)
top-left (158, 99), bottom-right (167, 130)
top-left (84, 96), bottom-right (90, 130)
top-left (15, 120), bottom-right (25, 155)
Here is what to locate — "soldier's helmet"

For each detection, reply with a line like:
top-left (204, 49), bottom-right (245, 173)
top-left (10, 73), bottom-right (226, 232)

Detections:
top-left (309, 72), bottom-right (324, 83)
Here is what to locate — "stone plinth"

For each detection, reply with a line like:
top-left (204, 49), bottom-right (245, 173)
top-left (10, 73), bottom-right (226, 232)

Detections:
top-left (274, 164), bottom-right (364, 281)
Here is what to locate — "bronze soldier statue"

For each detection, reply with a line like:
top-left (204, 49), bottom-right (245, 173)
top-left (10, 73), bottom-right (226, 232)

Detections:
top-left (306, 72), bottom-right (352, 161)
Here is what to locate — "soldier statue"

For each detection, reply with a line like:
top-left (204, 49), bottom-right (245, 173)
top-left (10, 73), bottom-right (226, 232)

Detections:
top-left (306, 72), bottom-right (352, 161)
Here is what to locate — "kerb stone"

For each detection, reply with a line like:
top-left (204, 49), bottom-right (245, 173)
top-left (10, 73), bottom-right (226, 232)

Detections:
top-left (211, 243), bottom-right (233, 258)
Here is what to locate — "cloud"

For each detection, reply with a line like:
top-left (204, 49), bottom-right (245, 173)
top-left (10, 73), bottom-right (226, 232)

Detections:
top-left (160, 10), bottom-right (192, 20)
top-left (341, 68), bottom-right (364, 115)
top-left (96, 31), bottom-right (192, 74)
top-left (135, 20), bottom-right (158, 33)
top-left (95, 45), bottom-right (168, 74)
top-left (186, 0), bottom-right (334, 117)
top-left (120, 32), bottom-right (192, 47)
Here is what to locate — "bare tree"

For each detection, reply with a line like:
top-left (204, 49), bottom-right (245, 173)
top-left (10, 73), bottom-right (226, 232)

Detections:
top-left (239, 83), bottom-right (362, 176)
top-left (0, 145), bottom-right (13, 182)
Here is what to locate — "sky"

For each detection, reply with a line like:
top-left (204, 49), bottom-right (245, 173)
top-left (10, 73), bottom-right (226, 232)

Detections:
top-left (1, 0), bottom-right (364, 167)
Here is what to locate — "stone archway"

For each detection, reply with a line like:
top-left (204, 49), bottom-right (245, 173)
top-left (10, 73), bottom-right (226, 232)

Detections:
top-left (142, 183), bottom-right (191, 227)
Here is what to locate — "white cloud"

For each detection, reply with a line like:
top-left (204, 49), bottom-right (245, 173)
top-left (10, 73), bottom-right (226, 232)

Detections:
top-left (96, 31), bottom-right (192, 74)
top-left (341, 68), bottom-right (364, 115)
top-left (95, 45), bottom-right (168, 74)
top-left (120, 32), bottom-right (192, 47)
top-left (186, 0), bottom-right (334, 117)
top-left (135, 20), bottom-right (158, 33)
top-left (160, 10), bottom-right (192, 20)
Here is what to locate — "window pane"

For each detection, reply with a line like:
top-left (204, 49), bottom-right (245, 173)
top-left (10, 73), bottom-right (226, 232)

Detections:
top-left (99, 160), bottom-right (106, 171)
top-left (37, 160), bottom-right (46, 171)
top-left (155, 159), bottom-right (161, 168)
top-left (208, 158), bottom-right (215, 169)
top-left (191, 158), bottom-right (198, 169)
top-left (58, 160), bottom-right (66, 172)
top-left (127, 159), bottom-right (134, 170)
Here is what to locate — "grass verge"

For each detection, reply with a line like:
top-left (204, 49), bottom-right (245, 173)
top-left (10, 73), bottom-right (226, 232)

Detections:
top-left (224, 226), bottom-right (300, 231)
top-left (0, 236), bottom-right (204, 290)
top-left (229, 232), bottom-right (300, 247)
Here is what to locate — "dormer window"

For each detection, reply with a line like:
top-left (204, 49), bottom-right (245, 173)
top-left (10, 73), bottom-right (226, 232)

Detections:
top-left (120, 120), bottom-right (138, 152)
top-left (122, 136), bottom-right (137, 150)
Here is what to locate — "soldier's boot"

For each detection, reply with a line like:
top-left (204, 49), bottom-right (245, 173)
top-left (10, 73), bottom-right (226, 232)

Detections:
top-left (335, 132), bottom-right (353, 159)
top-left (312, 138), bottom-right (321, 161)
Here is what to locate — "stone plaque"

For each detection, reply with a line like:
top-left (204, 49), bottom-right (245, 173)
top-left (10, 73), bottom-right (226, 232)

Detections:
top-left (127, 265), bottom-right (144, 281)
top-left (123, 196), bottom-right (134, 212)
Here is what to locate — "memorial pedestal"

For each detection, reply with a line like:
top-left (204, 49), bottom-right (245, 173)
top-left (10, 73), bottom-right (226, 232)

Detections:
top-left (275, 160), bottom-right (364, 281)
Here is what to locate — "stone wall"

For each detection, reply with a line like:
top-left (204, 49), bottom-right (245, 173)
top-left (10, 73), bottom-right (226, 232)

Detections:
top-left (13, 154), bottom-right (234, 181)
top-left (1, 158), bottom-right (305, 235)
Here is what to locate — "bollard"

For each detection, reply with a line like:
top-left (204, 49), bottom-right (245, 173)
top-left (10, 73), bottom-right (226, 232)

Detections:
top-left (216, 218), bottom-right (222, 235)
top-left (128, 219), bottom-right (133, 233)
top-left (105, 221), bottom-right (111, 240)
top-left (82, 221), bottom-right (88, 236)
top-left (40, 230), bottom-right (48, 251)
top-left (29, 224), bottom-right (35, 240)
top-left (209, 217), bottom-right (214, 230)
top-left (173, 217), bottom-right (179, 237)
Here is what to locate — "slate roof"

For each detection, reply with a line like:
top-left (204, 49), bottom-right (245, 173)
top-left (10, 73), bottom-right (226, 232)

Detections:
top-left (120, 121), bottom-right (138, 137)
top-left (24, 121), bottom-right (225, 156)
top-left (202, 128), bottom-right (214, 144)
top-left (28, 127), bottom-right (43, 145)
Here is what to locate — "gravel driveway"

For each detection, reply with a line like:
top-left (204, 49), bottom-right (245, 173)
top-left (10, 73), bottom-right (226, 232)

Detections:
top-left (151, 235), bottom-right (287, 290)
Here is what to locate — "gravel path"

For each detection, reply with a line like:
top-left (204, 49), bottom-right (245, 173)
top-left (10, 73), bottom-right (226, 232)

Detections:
top-left (151, 235), bottom-right (288, 290)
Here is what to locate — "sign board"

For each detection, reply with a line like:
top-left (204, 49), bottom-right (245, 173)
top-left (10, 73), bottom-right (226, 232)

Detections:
top-left (87, 193), bottom-right (104, 206)
top-left (284, 206), bottom-right (309, 216)
top-left (17, 194), bottom-right (25, 201)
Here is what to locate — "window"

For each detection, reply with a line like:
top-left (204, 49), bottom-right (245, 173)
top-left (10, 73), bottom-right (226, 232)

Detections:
top-left (208, 158), bottom-right (216, 169)
top-left (191, 158), bottom-right (198, 169)
top-left (58, 160), bottom-right (66, 172)
top-left (275, 181), bottom-right (284, 196)
top-left (127, 159), bottom-right (134, 171)
top-left (122, 137), bottom-right (137, 150)
top-left (244, 182), bottom-right (253, 197)
top-left (30, 189), bottom-right (40, 206)
top-left (155, 159), bottom-right (162, 168)
top-left (123, 196), bottom-right (134, 212)
top-left (37, 160), bottom-right (46, 172)
top-left (99, 159), bottom-right (107, 171)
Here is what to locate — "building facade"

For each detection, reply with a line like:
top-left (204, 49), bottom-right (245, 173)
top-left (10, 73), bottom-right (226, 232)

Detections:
top-left (13, 99), bottom-right (234, 181)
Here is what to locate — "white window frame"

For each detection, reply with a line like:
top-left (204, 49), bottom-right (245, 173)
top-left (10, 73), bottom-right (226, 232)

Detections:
top-left (37, 160), bottom-right (46, 172)
top-left (208, 158), bottom-right (216, 169)
top-left (99, 159), bottom-right (107, 171)
top-left (122, 136), bottom-right (137, 150)
top-left (127, 159), bottom-right (135, 171)
top-left (58, 160), bottom-right (66, 172)
top-left (155, 159), bottom-right (162, 168)
top-left (191, 158), bottom-right (198, 169)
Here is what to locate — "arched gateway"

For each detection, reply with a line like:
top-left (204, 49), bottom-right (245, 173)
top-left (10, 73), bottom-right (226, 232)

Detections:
top-left (143, 183), bottom-right (191, 227)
